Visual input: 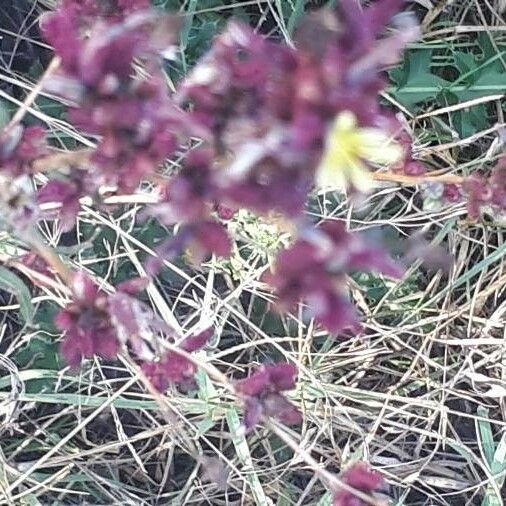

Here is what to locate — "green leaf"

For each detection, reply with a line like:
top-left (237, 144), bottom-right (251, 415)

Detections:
top-left (477, 407), bottom-right (496, 467)
top-left (450, 102), bottom-right (489, 138)
top-left (478, 406), bottom-right (506, 506)
top-left (316, 491), bottom-right (332, 506)
top-left (389, 49), bottom-right (450, 108)
top-left (0, 98), bottom-right (11, 129)
top-left (0, 266), bottom-right (34, 323)
top-left (226, 408), bottom-right (271, 506)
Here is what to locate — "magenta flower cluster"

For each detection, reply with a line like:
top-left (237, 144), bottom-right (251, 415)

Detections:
top-left (462, 156), bottom-right (506, 218)
top-left (55, 271), bottom-right (212, 394)
top-left (234, 363), bottom-right (301, 431)
top-left (40, 5), bottom-right (186, 198)
top-left (2, 2), bottom-right (485, 497)
top-left (333, 462), bottom-right (385, 506)
top-left (0, 125), bottom-right (47, 176)
top-left (141, 328), bottom-right (213, 392)
top-left (441, 156), bottom-right (506, 218)
top-left (54, 271), bottom-right (149, 366)
top-left (265, 221), bottom-right (403, 334)
top-left (7, 0), bottom-right (496, 455)
top-left (1, 0), bottom-right (417, 379)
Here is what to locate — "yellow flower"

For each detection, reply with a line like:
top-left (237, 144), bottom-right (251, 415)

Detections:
top-left (316, 111), bottom-right (403, 193)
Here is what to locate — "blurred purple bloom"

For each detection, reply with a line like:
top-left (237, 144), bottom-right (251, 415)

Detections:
top-left (222, 154), bottom-right (313, 217)
top-left (0, 125), bottom-right (47, 176)
top-left (403, 233), bottom-right (453, 273)
top-left (215, 203), bottom-right (236, 220)
top-left (266, 221), bottom-right (402, 334)
top-left (463, 174), bottom-right (493, 219)
top-left (40, 9), bottom-right (81, 74)
top-left (141, 329), bottom-right (211, 392)
top-left (180, 328), bottom-right (213, 352)
top-left (442, 183), bottom-right (462, 203)
top-left (55, 272), bottom-right (154, 366)
top-left (152, 148), bottom-right (217, 224)
top-left (115, 276), bottom-right (150, 295)
top-left (461, 156), bottom-right (506, 218)
top-left (333, 462), bottom-right (385, 506)
top-left (36, 170), bottom-right (95, 232)
top-left (41, 10), bottom-right (185, 193)
top-left (235, 363), bottom-right (301, 430)
top-left (186, 220), bottom-right (231, 264)
top-left (176, 0), bottom-right (414, 216)
top-left (55, 272), bottom-right (118, 367)
top-left (147, 219), bottom-right (231, 276)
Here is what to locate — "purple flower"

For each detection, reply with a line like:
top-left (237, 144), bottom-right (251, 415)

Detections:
top-left (186, 221), bottom-right (231, 264)
top-left (37, 180), bottom-right (81, 232)
top-left (141, 328), bottom-right (212, 391)
top-left (222, 154), bottom-right (313, 217)
top-left (0, 126), bottom-right (47, 176)
top-left (179, 328), bottom-right (214, 352)
top-left (147, 219), bottom-right (231, 276)
top-left (55, 272), bottom-right (154, 366)
top-left (39, 9), bottom-right (81, 74)
top-left (36, 168), bottom-right (97, 232)
top-left (41, 11), bottom-right (185, 194)
top-left (235, 363), bottom-right (301, 430)
top-left (176, 1), bottom-right (415, 217)
top-left (55, 272), bottom-right (118, 367)
top-left (462, 173), bottom-right (492, 219)
top-left (454, 156), bottom-right (506, 218)
top-left (442, 183), bottom-right (462, 203)
top-left (178, 21), bottom-right (272, 130)
top-left (152, 148), bottom-right (217, 224)
top-left (266, 221), bottom-right (402, 334)
top-left (333, 462), bottom-right (385, 506)
top-left (215, 203), bottom-right (236, 221)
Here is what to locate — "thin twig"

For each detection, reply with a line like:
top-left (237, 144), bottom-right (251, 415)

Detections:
top-left (4, 57), bottom-right (61, 133)
top-left (372, 170), bottom-right (464, 185)
top-left (32, 148), bottom-right (93, 173)
top-left (267, 421), bottom-right (386, 506)
top-left (23, 234), bottom-right (72, 285)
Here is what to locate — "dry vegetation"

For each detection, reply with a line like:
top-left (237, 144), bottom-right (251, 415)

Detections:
top-left (0, 0), bottom-right (505, 505)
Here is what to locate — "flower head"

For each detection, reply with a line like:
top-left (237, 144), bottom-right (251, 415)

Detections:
top-left (141, 328), bottom-right (212, 392)
top-left (317, 111), bottom-right (403, 193)
top-left (41, 10), bottom-right (185, 193)
top-left (55, 272), bottom-right (155, 366)
top-left (55, 272), bottom-right (118, 367)
top-left (235, 363), bottom-right (301, 430)
top-left (459, 156), bottom-right (506, 219)
top-left (266, 221), bottom-right (402, 334)
top-left (37, 169), bottom-right (96, 232)
top-left (333, 462), bottom-right (385, 506)
top-left (0, 126), bottom-right (47, 176)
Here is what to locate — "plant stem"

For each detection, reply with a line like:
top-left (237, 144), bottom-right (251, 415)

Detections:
top-left (24, 234), bottom-right (72, 285)
top-left (32, 148), bottom-right (93, 173)
top-left (267, 421), bottom-right (386, 505)
top-left (33, 147), bottom-right (465, 186)
top-left (372, 170), bottom-right (464, 185)
top-left (4, 57), bottom-right (61, 133)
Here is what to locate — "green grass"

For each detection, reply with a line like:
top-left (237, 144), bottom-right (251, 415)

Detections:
top-left (0, 0), bottom-right (506, 505)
